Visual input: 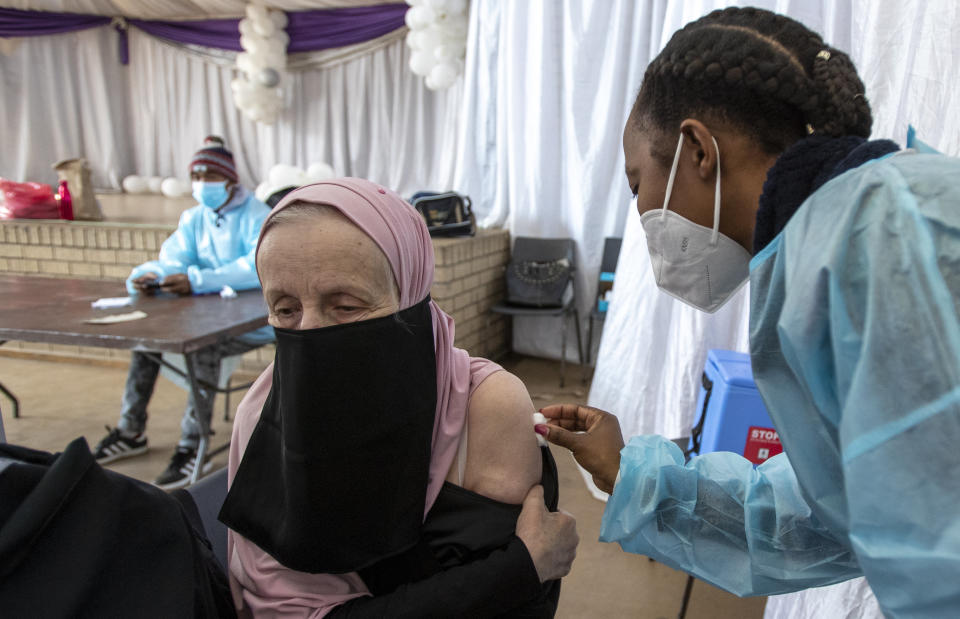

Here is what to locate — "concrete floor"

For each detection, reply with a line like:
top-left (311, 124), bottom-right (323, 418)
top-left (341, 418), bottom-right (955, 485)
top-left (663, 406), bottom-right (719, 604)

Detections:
top-left (0, 353), bottom-right (767, 619)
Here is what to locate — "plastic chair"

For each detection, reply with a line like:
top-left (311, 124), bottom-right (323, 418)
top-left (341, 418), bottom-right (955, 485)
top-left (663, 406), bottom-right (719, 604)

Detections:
top-left (586, 237), bottom-right (623, 366)
top-left (490, 237), bottom-right (584, 387)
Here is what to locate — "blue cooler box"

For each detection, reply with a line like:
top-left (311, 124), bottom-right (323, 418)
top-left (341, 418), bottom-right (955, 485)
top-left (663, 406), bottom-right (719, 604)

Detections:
top-left (687, 349), bottom-right (782, 465)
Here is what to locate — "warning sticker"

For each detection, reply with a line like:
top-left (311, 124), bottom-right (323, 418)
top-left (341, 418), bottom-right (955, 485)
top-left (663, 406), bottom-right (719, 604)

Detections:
top-left (743, 426), bottom-right (783, 465)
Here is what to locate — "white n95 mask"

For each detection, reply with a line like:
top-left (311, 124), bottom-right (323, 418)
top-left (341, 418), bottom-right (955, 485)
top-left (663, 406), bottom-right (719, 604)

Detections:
top-left (639, 134), bottom-right (751, 313)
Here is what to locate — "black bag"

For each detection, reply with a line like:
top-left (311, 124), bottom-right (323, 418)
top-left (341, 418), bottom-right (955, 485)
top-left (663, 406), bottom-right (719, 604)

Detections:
top-left (505, 257), bottom-right (572, 308)
top-left (410, 191), bottom-right (476, 237)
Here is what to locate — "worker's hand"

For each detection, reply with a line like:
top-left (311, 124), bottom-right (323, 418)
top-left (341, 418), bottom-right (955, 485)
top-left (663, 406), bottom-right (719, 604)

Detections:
top-left (132, 272), bottom-right (160, 295)
top-left (516, 485), bottom-right (578, 582)
top-left (160, 273), bottom-right (192, 296)
top-left (537, 404), bottom-right (624, 494)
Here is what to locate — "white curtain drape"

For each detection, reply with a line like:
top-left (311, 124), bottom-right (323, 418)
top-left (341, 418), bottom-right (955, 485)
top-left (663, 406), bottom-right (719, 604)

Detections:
top-left (454, 0), bottom-right (671, 364)
top-left (0, 26), bottom-right (460, 196)
top-left (455, 0), bottom-right (959, 365)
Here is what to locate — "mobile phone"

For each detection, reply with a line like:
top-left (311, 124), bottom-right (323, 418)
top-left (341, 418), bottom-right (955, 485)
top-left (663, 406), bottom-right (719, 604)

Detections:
top-left (142, 279), bottom-right (161, 290)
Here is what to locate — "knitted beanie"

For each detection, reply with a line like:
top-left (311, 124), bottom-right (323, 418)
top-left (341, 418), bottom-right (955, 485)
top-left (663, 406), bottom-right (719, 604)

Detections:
top-left (189, 135), bottom-right (238, 182)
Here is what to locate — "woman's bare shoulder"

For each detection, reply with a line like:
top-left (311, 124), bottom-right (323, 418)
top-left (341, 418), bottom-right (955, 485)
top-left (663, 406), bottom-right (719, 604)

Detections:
top-left (462, 369), bottom-right (542, 504)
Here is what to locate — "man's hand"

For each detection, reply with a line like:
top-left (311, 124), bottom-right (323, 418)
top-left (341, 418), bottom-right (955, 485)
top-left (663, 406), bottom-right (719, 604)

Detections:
top-left (160, 273), bottom-right (192, 296)
top-left (132, 272), bottom-right (160, 295)
top-left (537, 404), bottom-right (625, 494)
top-left (516, 486), bottom-right (578, 582)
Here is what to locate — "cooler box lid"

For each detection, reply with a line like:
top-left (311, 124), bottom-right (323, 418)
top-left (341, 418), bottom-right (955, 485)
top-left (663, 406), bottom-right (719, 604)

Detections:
top-left (706, 349), bottom-right (756, 388)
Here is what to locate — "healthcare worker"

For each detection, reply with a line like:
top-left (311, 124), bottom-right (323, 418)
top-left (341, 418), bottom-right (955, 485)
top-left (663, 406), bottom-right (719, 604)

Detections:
top-left (93, 135), bottom-right (273, 490)
top-left (535, 8), bottom-right (960, 618)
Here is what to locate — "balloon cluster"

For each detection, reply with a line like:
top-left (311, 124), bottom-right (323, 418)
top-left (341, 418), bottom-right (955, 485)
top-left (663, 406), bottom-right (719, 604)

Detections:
top-left (122, 175), bottom-right (192, 199)
top-left (254, 162), bottom-right (337, 202)
top-left (404, 0), bottom-right (469, 90)
top-left (232, 3), bottom-right (289, 124)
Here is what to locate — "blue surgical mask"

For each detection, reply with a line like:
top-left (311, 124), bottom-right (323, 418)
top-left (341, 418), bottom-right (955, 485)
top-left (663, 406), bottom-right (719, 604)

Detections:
top-left (192, 181), bottom-right (230, 209)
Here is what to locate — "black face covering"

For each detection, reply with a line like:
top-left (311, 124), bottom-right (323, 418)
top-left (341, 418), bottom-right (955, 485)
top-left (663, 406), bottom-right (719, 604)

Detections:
top-left (219, 297), bottom-right (437, 574)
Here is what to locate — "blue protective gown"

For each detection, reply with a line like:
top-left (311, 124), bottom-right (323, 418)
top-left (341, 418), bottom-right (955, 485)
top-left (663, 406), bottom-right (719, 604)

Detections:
top-left (600, 152), bottom-right (960, 617)
top-left (126, 187), bottom-right (274, 344)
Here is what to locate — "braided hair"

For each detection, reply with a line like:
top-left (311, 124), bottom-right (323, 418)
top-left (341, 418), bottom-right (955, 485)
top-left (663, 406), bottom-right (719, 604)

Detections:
top-left (631, 7), bottom-right (872, 160)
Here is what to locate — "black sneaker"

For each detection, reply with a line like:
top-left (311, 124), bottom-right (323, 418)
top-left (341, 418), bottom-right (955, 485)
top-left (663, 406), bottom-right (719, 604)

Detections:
top-left (154, 446), bottom-right (213, 490)
top-left (93, 426), bottom-right (148, 464)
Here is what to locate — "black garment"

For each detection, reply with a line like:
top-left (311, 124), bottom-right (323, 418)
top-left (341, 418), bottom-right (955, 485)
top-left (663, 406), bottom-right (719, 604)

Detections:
top-left (220, 298), bottom-right (438, 574)
top-left (753, 135), bottom-right (900, 253)
top-left (328, 446), bottom-right (562, 618)
top-left (0, 437), bottom-right (234, 619)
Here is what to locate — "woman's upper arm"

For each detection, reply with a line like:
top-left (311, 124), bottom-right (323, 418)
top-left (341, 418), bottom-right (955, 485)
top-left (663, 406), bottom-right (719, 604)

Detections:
top-left (463, 370), bottom-right (542, 504)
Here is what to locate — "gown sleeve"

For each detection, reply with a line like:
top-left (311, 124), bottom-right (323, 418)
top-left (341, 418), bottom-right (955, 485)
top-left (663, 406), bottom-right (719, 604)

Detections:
top-left (599, 435), bottom-right (858, 597)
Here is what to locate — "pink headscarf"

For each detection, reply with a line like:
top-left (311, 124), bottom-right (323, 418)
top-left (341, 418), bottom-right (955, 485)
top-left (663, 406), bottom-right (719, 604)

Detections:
top-left (226, 178), bottom-right (499, 616)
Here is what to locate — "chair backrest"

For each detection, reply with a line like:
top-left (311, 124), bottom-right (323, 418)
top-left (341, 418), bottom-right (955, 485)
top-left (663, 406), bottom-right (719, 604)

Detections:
top-left (511, 236), bottom-right (577, 268)
top-left (184, 468), bottom-right (230, 571)
top-left (505, 237), bottom-right (577, 308)
top-left (599, 237), bottom-right (623, 273)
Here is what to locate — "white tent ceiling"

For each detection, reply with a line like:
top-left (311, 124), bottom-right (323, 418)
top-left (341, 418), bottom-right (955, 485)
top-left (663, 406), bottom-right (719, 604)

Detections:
top-left (0, 1), bottom-right (402, 20)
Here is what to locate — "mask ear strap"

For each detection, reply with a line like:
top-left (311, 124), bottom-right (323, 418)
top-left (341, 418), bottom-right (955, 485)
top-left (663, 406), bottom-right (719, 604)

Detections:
top-left (660, 133), bottom-right (685, 219)
top-left (710, 136), bottom-right (721, 245)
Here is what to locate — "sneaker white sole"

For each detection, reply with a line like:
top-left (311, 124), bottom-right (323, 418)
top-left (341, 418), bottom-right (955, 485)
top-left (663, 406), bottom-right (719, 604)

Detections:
top-left (154, 461), bottom-right (215, 491)
top-left (95, 444), bottom-right (149, 465)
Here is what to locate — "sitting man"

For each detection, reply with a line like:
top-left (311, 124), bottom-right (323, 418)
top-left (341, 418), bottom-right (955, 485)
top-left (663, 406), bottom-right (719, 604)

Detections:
top-left (93, 135), bottom-right (272, 490)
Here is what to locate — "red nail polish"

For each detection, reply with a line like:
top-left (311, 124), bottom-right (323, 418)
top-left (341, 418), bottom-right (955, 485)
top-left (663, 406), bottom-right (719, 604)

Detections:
top-left (534, 424), bottom-right (548, 436)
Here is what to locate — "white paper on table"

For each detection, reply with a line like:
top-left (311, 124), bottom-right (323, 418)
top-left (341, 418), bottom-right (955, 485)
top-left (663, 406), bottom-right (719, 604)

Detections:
top-left (220, 285), bottom-right (237, 299)
top-left (84, 310), bottom-right (148, 324)
top-left (91, 296), bottom-right (134, 309)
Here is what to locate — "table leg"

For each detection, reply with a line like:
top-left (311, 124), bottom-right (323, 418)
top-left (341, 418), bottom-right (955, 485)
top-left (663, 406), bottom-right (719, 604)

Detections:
top-left (183, 352), bottom-right (209, 486)
top-left (0, 380), bottom-right (19, 420)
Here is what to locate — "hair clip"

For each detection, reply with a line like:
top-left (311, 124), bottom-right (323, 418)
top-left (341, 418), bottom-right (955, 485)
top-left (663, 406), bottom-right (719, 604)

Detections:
top-left (816, 50), bottom-right (831, 61)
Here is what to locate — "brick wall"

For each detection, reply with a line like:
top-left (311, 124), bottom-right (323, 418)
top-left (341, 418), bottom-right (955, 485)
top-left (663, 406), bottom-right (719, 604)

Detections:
top-left (1, 220), bottom-right (511, 372)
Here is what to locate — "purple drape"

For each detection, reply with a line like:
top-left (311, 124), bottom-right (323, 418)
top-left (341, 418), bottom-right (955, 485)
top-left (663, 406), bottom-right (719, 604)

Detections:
top-left (0, 4), bottom-right (408, 61)
top-left (0, 8), bottom-right (108, 36)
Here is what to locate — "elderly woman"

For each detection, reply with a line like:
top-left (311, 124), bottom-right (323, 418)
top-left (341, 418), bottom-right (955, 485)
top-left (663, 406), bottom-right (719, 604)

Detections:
top-left (219, 179), bottom-right (578, 617)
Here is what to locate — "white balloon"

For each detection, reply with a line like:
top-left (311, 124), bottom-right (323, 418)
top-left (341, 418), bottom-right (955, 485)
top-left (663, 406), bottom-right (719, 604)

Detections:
top-left (235, 53), bottom-right (254, 75)
top-left (238, 18), bottom-right (253, 37)
top-left (434, 44), bottom-right (456, 61)
top-left (255, 180), bottom-right (271, 202)
top-left (239, 34), bottom-right (256, 53)
top-left (409, 51), bottom-right (436, 76)
top-left (406, 29), bottom-right (427, 51)
top-left (419, 26), bottom-right (446, 53)
top-left (405, 5), bottom-right (435, 30)
top-left (146, 176), bottom-right (163, 194)
top-left (121, 175), bottom-right (148, 194)
top-left (445, 15), bottom-right (469, 38)
top-left (160, 177), bottom-right (187, 198)
top-left (265, 38), bottom-right (286, 57)
top-left (442, 0), bottom-right (467, 15)
top-left (406, 0), bottom-right (424, 6)
top-left (246, 4), bottom-right (269, 23)
top-left (269, 9), bottom-right (288, 29)
top-left (252, 17), bottom-right (275, 38)
top-left (306, 162), bottom-right (335, 181)
top-left (427, 61), bottom-right (458, 90)
top-left (275, 30), bottom-right (290, 49)
top-left (268, 164), bottom-right (302, 188)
